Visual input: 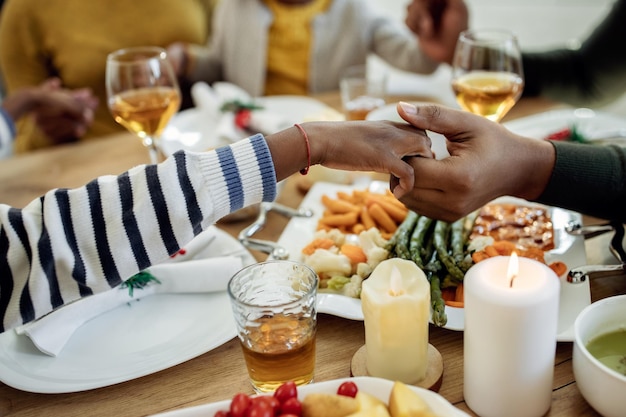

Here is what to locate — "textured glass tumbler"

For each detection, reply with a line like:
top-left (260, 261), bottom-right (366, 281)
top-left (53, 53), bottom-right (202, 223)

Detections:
top-left (228, 260), bottom-right (318, 393)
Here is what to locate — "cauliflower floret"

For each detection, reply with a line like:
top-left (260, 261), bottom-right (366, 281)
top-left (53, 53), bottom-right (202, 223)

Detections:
top-left (467, 235), bottom-right (494, 253)
top-left (341, 274), bottom-right (363, 298)
top-left (355, 262), bottom-right (373, 279)
top-left (303, 248), bottom-right (352, 276)
top-left (357, 228), bottom-right (389, 271)
top-left (312, 228), bottom-right (346, 247)
top-left (322, 274), bottom-right (363, 298)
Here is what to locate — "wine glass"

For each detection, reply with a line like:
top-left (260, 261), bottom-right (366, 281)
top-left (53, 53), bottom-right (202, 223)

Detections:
top-left (106, 46), bottom-right (181, 164)
top-left (451, 29), bottom-right (524, 122)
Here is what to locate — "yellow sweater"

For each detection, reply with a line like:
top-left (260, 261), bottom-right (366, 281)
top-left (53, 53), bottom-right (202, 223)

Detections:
top-left (0, 0), bottom-right (218, 153)
top-left (263, 0), bottom-right (331, 96)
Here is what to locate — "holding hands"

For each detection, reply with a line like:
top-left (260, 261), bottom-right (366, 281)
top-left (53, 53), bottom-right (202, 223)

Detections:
top-left (2, 78), bottom-right (98, 143)
top-left (392, 102), bottom-right (555, 221)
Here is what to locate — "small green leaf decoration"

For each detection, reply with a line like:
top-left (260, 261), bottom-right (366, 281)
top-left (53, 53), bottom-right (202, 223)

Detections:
top-left (569, 124), bottom-right (591, 144)
top-left (121, 271), bottom-right (161, 297)
top-left (220, 99), bottom-right (264, 113)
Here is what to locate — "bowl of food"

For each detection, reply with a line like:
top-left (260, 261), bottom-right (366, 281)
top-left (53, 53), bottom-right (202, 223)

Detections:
top-left (573, 294), bottom-right (626, 417)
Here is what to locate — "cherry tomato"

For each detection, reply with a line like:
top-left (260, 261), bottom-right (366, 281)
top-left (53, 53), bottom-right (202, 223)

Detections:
top-left (336, 381), bottom-right (358, 398)
top-left (274, 381), bottom-right (298, 404)
top-left (230, 393), bottom-right (251, 417)
top-left (280, 397), bottom-right (302, 416)
top-left (278, 415), bottom-right (300, 417)
top-left (234, 109), bottom-right (252, 130)
top-left (213, 411), bottom-right (230, 417)
top-left (251, 396), bottom-right (280, 415)
top-left (245, 401), bottom-right (273, 417)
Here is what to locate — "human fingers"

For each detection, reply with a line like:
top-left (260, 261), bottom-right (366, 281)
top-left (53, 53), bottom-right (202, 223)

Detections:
top-left (405, 0), bottom-right (433, 37)
top-left (40, 77), bottom-right (62, 91)
top-left (305, 121), bottom-right (433, 193)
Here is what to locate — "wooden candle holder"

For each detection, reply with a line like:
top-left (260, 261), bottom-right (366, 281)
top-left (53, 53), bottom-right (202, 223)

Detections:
top-left (350, 344), bottom-right (444, 392)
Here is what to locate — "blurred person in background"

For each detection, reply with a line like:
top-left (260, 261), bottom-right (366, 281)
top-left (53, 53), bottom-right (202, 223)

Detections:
top-left (408, 0), bottom-right (626, 108)
top-left (0, 0), bottom-right (219, 153)
top-left (0, 78), bottom-right (96, 159)
top-left (166, 0), bottom-right (448, 97)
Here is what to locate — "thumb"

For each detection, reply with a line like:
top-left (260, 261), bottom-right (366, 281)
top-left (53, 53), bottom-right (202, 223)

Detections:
top-left (396, 102), bottom-right (470, 141)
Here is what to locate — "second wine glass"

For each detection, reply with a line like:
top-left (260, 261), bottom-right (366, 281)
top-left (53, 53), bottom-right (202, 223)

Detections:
top-left (451, 29), bottom-right (524, 122)
top-left (106, 46), bottom-right (181, 164)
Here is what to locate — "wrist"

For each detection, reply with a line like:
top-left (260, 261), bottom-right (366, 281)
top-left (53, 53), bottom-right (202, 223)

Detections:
top-left (513, 137), bottom-right (556, 200)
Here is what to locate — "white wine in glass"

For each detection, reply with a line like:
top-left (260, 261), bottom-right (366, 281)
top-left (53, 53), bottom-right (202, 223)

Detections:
top-left (451, 29), bottom-right (524, 122)
top-left (106, 46), bottom-right (181, 164)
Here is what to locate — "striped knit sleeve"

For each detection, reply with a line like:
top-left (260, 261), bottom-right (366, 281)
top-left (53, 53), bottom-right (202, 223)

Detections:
top-left (0, 135), bottom-right (277, 332)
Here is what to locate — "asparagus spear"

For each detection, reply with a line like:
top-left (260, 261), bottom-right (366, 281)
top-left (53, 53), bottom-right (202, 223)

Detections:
top-left (434, 220), bottom-right (465, 283)
top-left (392, 210), bottom-right (419, 260)
top-left (409, 215), bottom-right (434, 269)
top-left (424, 240), bottom-right (446, 326)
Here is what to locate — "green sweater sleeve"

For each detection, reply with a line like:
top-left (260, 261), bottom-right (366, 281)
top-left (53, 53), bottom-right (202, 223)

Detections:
top-left (537, 141), bottom-right (626, 222)
top-left (522, 0), bottom-right (626, 107)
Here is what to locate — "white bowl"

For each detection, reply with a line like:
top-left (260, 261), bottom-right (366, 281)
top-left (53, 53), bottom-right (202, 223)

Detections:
top-left (573, 294), bottom-right (626, 417)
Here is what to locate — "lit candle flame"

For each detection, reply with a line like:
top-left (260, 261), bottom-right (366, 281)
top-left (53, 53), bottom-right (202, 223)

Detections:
top-left (389, 266), bottom-right (405, 296)
top-left (508, 251), bottom-right (519, 288)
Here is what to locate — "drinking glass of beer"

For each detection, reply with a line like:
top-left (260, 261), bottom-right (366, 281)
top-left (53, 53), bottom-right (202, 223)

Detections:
top-left (228, 260), bottom-right (318, 393)
top-left (340, 65), bottom-right (386, 121)
top-left (451, 29), bottom-right (524, 122)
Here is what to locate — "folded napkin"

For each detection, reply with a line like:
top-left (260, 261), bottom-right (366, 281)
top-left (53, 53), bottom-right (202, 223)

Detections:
top-left (16, 256), bottom-right (243, 357)
top-left (191, 81), bottom-right (291, 142)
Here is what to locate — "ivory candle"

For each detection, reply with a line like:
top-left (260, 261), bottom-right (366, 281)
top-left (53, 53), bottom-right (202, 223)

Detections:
top-left (464, 254), bottom-right (560, 417)
top-left (361, 258), bottom-right (430, 383)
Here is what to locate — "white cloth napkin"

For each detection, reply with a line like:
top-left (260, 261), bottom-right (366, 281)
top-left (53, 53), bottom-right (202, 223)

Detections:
top-left (16, 256), bottom-right (243, 357)
top-left (191, 81), bottom-right (291, 142)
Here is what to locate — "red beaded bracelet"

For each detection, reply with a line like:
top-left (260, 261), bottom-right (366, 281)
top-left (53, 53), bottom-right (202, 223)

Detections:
top-left (294, 123), bottom-right (311, 175)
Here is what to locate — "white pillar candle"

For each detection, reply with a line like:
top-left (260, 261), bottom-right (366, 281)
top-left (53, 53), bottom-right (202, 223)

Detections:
top-left (464, 254), bottom-right (560, 417)
top-left (361, 258), bottom-right (430, 383)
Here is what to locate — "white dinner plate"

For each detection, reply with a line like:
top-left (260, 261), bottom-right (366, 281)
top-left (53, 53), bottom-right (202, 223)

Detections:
top-left (150, 376), bottom-right (469, 417)
top-left (160, 95), bottom-right (339, 156)
top-left (503, 108), bottom-right (626, 144)
top-left (0, 227), bottom-right (254, 394)
top-left (275, 181), bottom-right (590, 342)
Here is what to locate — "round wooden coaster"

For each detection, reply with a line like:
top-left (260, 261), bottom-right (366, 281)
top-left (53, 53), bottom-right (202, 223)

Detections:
top-left (350, 344), bottom-right (444, 392)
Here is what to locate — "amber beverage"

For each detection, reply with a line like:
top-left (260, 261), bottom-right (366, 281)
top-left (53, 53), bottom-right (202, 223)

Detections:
top-left (228, 261), bottom-right (318, 393)
top-left (344, 96), bottom-right (386, 121)
top-left (451, 29), bottom-right (524, 123)
top-left (240, 314), bottom-right (316, 392)
top-left (340, 65), bottom-right (386, 121)
top-left (452, 71), bottom-right (523, 122)
top-left (110, 87), bottom-right (181, 137)
top-left (106, 46), bottom-right (181, 164)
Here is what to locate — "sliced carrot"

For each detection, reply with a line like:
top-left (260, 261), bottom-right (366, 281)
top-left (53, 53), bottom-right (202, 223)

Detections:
top-left (549, 261), bottom-right (567, 277)
top-left (301, 238), bottom-right (335, 256)
top-left (492, 240), bottom-right (517, 255)
top-left (484, 245), bottom-right (499, 257)
top-left (341, 244), bottom-right (367, 264)
top-left (368, 203), bottom-right (397, 233)
top-left (455, 283), bottom-right (464, 303)
top-left (321, 194), bottom-right (359, 214)
top-left (445, 300), bottom-right (465, 308)
top-left (441, 287), bottom-right (456, 302)
top-left (359, 205), bottom-right (376, 230)
top-left (472, 251), bottom-right (490, 263)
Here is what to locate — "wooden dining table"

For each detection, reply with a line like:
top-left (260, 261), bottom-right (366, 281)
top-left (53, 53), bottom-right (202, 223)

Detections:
top-left (0, 92), bottom-right (624, 417)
